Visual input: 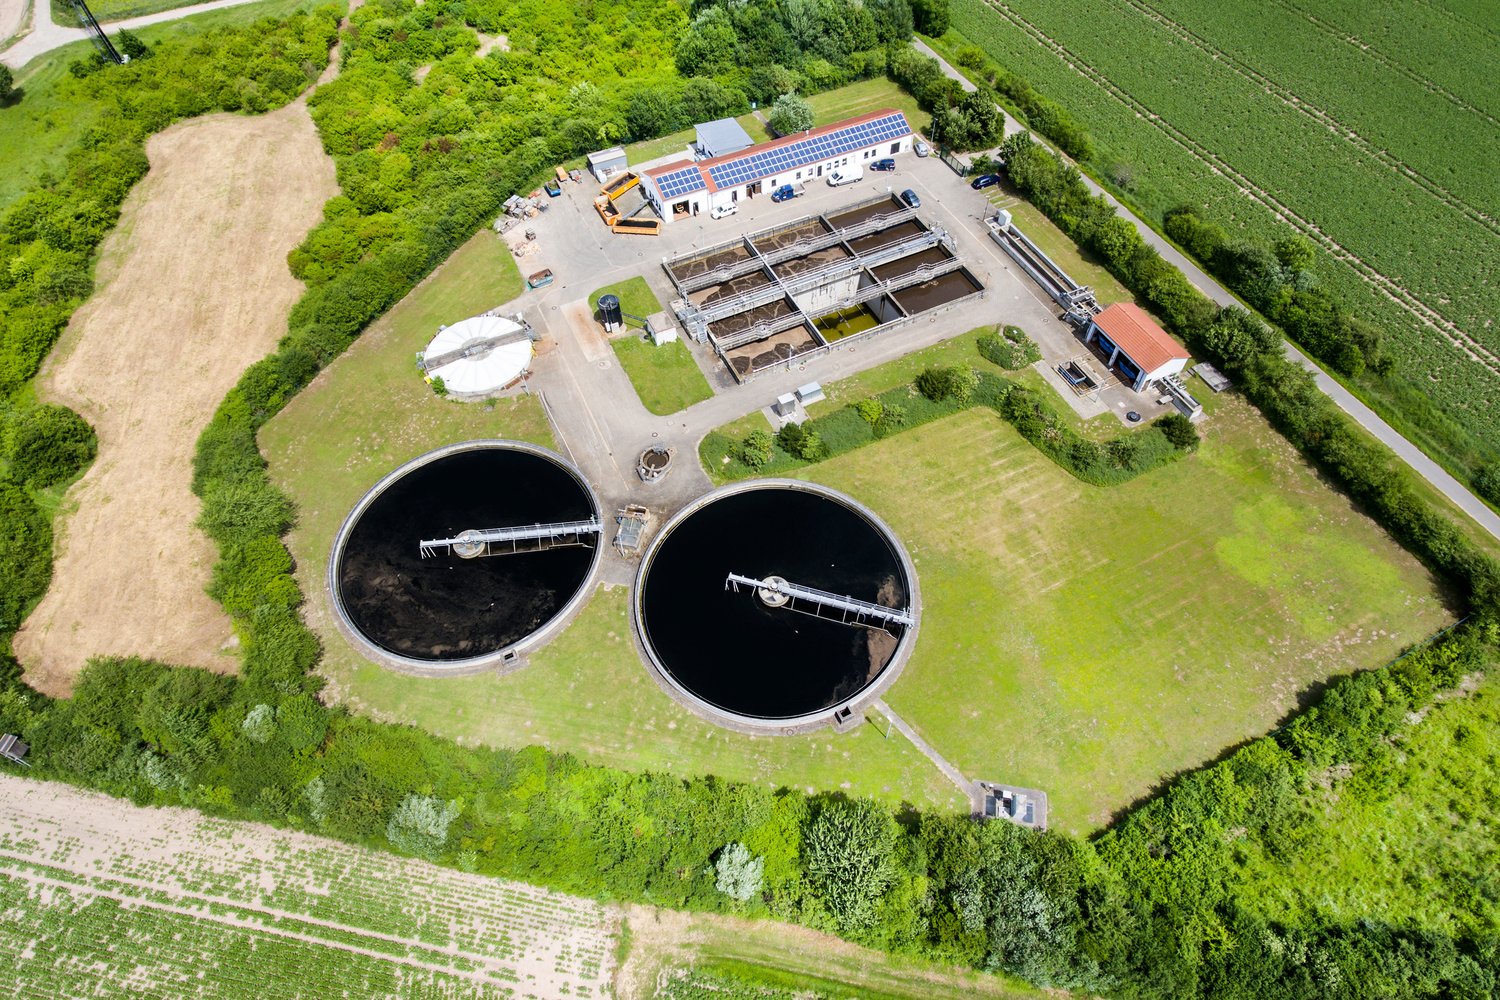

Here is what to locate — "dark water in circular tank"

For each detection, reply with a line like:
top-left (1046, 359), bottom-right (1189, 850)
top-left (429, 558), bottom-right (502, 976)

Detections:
top-left (640, 487), bottom-right (908, 719)
top-left (337, 447), bottom-right (595, 661)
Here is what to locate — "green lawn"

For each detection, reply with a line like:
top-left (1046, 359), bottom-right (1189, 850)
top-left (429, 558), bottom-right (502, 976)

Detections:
top-left (589, 275), bottom-right (661, 328)
top-left (804, 77), bottom-right (931, 137)
top-left (51, 0), bottom-right (211, 22)
top-left (1232, 672), bottom-right (1500, 942)
top-left (262, 230), bottom-right (963, 813)
top-left (794, 398), bottom-right (1453, 832)
top-left (325, 585), bottom-right (965, 811)
top-left (611, 334), bottom-right (713, 416)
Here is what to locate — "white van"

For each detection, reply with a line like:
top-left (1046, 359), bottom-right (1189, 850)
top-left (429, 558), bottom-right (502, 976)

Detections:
top-left (826, 165), bottom-right (864, 186)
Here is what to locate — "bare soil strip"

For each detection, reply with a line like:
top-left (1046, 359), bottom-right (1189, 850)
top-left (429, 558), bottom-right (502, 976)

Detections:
top-left (0, 774), bottom-right (619, 995)
top-left (981, 0), bottom-right (1500, 377)
top-left (14, 98), bottom-right (336, 695)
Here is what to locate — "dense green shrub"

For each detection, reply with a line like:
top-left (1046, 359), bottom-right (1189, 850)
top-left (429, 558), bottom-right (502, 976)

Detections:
top-left (7, 404), bottom-right (96, 488)
top-left (1157, 412), bottom-right (1198, 450)
top-left (766, 94), bottom-right (814, 135)
top-left (739, 429), bottom-right (774, 468)
top-left (0, 482), bottom-right (50, 632)
top-left (1165, 206), bottom-right (1385, 378)
top-left (976, 325), bottom-right (1040, 370)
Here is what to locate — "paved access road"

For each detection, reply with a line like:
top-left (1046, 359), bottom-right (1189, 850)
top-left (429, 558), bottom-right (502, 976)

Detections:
top-left (911, 39), bottom-right (1500, 542)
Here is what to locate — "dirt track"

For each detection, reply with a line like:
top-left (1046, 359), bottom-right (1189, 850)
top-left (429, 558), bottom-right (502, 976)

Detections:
top-left (14, 99), bottom-right (335, 694)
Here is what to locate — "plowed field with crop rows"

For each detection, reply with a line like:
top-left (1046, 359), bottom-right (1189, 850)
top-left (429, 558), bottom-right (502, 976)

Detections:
top-left (0, 775), bottom-right (619, 999)
top-left (952, 0), bottom-right (1500, 452)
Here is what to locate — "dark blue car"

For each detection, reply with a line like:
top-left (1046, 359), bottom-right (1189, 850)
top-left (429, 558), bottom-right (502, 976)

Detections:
top-left (870, 158), bottom-right (897, 171)
top-left (970, 174), bottom-right (1001, 190)
top-left (771, 184), bottom-right (797, 203)
top-left (900, 189), bottom-right (921, 208)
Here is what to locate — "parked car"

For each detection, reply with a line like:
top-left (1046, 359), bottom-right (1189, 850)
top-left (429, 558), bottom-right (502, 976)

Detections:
top-left (870, 157), bottom-right (897, 171)
top-left (970, 174), bottom-right (1001, 189)
top-left (914, 140), bottom-right (931, 157)
top-left (710, 203), bottom-right (738, 220)
top-left (771, 184), bottom-right (798, 202)
top-left (899, 188), bottom-right (921, 209)
top-left (827, 165), bottom-right (864, 186)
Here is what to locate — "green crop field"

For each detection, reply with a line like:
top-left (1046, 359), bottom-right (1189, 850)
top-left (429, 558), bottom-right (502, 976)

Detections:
top-left (797, 393), bottom-right (1453, 832)
top-left (949, 0), bottom-right (1500, 471)
top-left (1231, 670), bottom-right (1500, 942)
top-left (0, 774), bottom-right (619, 997)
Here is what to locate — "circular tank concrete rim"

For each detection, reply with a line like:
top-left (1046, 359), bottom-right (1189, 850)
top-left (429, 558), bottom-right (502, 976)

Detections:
top-left (630, 478), bottom-right (922, 735)
top-left (326, 439), bottom-right (604, 676)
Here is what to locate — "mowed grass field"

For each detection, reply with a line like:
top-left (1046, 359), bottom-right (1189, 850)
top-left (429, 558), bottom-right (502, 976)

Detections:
top-left (798, 395), bottom-right (1453, 832)
top-left (261, 229), bottom-right (965, 813)
top-left (948, 0), bottom-right (1500, 473)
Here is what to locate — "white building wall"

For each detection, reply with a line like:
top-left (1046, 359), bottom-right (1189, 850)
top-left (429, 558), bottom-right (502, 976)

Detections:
top-left (653, 134), bottom-right (913, 223)
top-left (1143, 357), bottom-right (1188, 387)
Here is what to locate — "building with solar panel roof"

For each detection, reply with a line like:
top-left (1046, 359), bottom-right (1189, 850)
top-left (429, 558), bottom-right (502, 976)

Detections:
top-left (640, 109), bottom-right (914, 222)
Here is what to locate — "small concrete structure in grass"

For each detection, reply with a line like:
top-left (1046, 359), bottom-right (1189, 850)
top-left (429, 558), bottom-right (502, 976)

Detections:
top-left (978, 781), bottom-right (1048, 830)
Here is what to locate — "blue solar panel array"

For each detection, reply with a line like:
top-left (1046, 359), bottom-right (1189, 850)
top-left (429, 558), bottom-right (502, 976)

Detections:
top-left (654, 164), bottom-right (707, 200)
top-left (707, 112), bottom-right (910, 190)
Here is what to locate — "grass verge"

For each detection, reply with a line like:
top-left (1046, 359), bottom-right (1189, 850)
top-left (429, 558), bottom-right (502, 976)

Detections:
top-left (611, 334), bottom-right (713, 416)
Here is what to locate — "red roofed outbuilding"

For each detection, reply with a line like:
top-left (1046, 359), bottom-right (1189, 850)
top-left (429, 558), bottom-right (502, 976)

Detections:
top-left (1084, 303), bottom-right (1190, 391)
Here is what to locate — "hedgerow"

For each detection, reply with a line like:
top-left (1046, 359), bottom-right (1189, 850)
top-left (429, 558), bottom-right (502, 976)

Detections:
top-left (705, 355), bottom-right (1186, 487)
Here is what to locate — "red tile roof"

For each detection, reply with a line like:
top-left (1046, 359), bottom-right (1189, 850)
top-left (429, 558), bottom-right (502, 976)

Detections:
top-left (1091, 302), bottom-right (1189, 374)
top-left (645, 109), bottom-right (910, 194)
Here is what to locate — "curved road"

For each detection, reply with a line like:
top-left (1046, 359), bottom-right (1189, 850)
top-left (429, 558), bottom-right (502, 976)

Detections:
top-left (1, 0), bottom-right (267, 68)
top-left (911, 39), bottom-right (1500, 542)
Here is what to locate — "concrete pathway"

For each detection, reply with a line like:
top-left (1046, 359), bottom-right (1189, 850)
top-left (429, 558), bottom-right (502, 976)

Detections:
top-left (912, 38), bottom-right (1500, 542)
top-left (872, 698), bottom-right (981, 811)
top-left (2, 0), bottom-right (268, 68)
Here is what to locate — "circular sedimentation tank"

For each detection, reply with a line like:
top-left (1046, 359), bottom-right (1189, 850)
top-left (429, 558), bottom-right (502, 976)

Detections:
top-left (329, 441), bottom-right (601, 673)
top-left (633, 480), bottom-right (919, 733)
